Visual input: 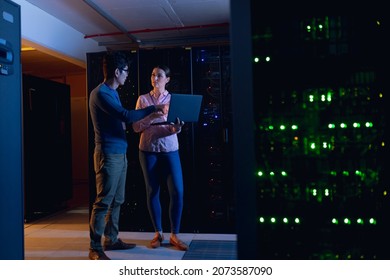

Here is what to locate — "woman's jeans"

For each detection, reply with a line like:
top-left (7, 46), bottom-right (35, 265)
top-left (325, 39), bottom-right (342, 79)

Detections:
top-left (139, 150), bottom-right (184, 234)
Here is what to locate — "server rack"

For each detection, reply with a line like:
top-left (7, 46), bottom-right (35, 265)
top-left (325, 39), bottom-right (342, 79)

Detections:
top-left (252, 15), bottom-right (387, 259)
top-left (0, 0), bottom-right (23, 259)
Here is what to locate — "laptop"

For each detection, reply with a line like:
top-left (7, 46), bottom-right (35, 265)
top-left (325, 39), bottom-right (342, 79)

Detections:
top-left (151, 93), bottom-right (203, 125)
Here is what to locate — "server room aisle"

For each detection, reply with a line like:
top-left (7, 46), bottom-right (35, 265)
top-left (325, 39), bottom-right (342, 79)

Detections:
top-left (24, 184), bottom-right (237, 260)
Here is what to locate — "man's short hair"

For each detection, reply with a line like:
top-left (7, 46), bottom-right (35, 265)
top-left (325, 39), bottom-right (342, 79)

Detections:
top-left (103, 51), bottom-right (129, 80)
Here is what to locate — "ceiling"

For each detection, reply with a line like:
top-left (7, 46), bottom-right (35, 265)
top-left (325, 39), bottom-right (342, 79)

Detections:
top-left (21, 45), bottom-right (87, 79)
top-left (21, 0), bottom-right (231, 79)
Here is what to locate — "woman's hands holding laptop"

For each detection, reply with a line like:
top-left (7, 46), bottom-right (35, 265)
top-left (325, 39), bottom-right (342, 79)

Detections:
top-left (170, 117), bottom-right (185, 133)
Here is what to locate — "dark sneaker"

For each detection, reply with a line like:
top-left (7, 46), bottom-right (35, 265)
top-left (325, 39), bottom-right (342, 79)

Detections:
top-left (89, 249), bottom-right (110, 260)
top-left (104, 238), bottom-right (136, 251)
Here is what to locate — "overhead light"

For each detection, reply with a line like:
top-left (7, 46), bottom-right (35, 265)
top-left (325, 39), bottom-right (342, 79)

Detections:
top-left (21, 47), bottom-right (36, 52)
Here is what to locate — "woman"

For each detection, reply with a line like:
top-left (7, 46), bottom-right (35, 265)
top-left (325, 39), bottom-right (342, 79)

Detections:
top-left (132, 65), bottom-right (188, 251)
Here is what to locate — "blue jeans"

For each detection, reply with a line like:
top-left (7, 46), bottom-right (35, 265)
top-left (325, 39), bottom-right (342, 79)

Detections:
top-left (89, 152), bottom-right (127, 250)
top-left (139, 150), bottom-right (184, 234)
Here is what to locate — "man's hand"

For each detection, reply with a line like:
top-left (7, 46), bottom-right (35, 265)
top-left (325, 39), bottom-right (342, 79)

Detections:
top-left (154, 104), bottom-right (169, 115)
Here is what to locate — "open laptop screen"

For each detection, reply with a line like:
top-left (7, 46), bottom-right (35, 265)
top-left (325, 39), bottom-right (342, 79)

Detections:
top-left (152, 94), bottom-right (203, 125)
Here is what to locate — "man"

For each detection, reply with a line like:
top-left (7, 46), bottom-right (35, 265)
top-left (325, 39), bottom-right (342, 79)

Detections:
top-left (88, 51), bottom-right (167, 260)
